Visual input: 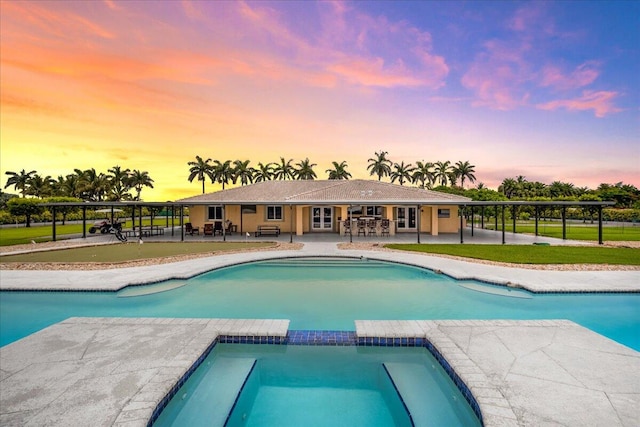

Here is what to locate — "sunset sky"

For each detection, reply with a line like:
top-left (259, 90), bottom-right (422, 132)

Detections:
top-left (1, 0), bottom-right (638, 201)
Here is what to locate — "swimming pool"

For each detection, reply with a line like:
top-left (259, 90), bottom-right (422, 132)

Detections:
top-left (1, 257), bottom-right (639, 350)
top-left (152, 344), bottom-right (481, 427)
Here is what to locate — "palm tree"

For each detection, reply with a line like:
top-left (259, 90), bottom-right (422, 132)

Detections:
top-left (212, 160), bottom-right (234, 189)
top-left (233, 160), bottom-right (254, 186)
top-left (4, 169), bottom-right (37, 197)
top-left (273, 157), bottom-right (295, 180)
top-left (499, 178), bottom-right (518, 199)
top-left (367, 151), bottom-right (392, 181)
top-left (295, 158), bottom-right (317, 180)
top-left (389, 161), bottom-right (415, 186)
top-left (433, 161), bottom-right (451, 186)
top-left (326, 161), bottom-right (351, 180)
top-left (187, 156), bottom-right (214, 194)
top-left (108, 165), bottom-right (132, 201)
top-left (453, 161), bottom-right (476, 188)
top-left (254, 162), bottom-right (274, 182)
top-left (78, 168), bottom-right (110, 201)
top-left (412, 161), bottom-right (434, 189)
top-left (129, 169), bottom-right (154, 201)
top-left (62, 174), bottom-right (81, 198)
top-left (25, 174), bottom-right (54, 198)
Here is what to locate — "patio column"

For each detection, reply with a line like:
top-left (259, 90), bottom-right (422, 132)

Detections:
top-left (416, 205), bottom-right (421, 243)
top-left (295, 206), bottom-right (304, 236)
top-left (349, 204), bottom-right (353, 243)
top-left (82, 206), bottom-right (87, 238)
top-left (138, 205), bottom-right (143, 241)
top-left (562, 206), bottom-right (567, 240)
top-left (180, 205), bottom-right (184, 241)
top-left (431, 206), bottom-right (438, 236)
top-left (222, 205), bottom-right (226, 242)
top-left (535, 206), bottom-right (539, 236)
top-left (494, 205), bottom-right (498, 231)
top-left (598, 205), bottom-right (603, 245)
top-left (459, 205), bottom-right (464, 244)
top-left (481, 206), bottom-right (485, 229)
top-left (501, 205), bottom-right (506, 244)
top-left (171, 206), bottom-right (175, 237)
top-left (512, 205), bottom-right (517, 234)
top-left (470, 206), bottom-right (474, 237)
top-left (289, 205), bottom-right (294, 243)
top-left (52, 206), bottom-right (57, 242)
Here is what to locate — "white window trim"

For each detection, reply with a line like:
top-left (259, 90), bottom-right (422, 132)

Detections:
top-left (266, 205), bottom-right (283, 221)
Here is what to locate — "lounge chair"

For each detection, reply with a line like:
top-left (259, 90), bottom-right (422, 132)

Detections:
top-left (185, 222), bottom-right (200, 235)
top-left (225, 221), bottom-right (234, 235)
top-left (203, 223), bottom-right (214, 236)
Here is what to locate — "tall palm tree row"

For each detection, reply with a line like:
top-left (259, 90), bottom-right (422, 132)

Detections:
top-left (3, 167), bottom-right (155, 201)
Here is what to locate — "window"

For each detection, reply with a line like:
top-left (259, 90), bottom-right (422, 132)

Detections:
top-left (266, 205), bottom-right (283, 221)
top-left (207, 206), bottom-right (223, 220)
top-left (438, 209), bottom-right (450, 218)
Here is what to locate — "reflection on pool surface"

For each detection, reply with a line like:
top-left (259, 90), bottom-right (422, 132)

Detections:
top-left (1, 257), bottom-right (639, 350)
top-left (152, 344), bottom-right (481, 427)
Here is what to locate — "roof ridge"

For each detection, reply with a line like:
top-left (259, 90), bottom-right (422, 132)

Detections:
top-left (284, 180), bottom-right (348, 200)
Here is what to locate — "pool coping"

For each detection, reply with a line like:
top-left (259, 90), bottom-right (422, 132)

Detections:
top-left (1, 317), bottom-right (637, 427)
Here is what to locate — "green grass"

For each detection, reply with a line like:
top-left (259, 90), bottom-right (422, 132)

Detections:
top-left (386, 244), bottom-right (640, 265)
top-left (479, 222), bottom-right (640, 241)
top-left (0, 219), bottom-right (181, 246)
top-left (0, 242), bottom-right (274, 263)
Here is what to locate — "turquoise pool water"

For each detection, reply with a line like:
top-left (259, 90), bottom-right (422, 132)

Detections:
top-left (152, 344), bottom-right (481, 427)
top-left (1, 258), bottom-right (639, 350)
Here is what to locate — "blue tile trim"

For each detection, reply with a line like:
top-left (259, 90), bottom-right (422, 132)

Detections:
top-left (287, 330), bottom-right (357, 345)
top-left (217, 335), bottom-right (287, 345)
top-left (147, 338), bottom-right (220, 426)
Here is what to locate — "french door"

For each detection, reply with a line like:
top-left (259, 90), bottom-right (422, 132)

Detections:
top-left (312, 207), bottom-right (333, 231)
top-left (396, 207), bottom-right (417, 230)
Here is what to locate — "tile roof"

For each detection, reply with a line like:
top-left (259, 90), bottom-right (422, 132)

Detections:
top-left (177, 180), bottom-right (471, 204)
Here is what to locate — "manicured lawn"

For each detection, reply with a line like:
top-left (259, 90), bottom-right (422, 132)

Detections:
top-left (0, 242), bottom-right (274, 263)
top-left (480, 222), bottom-right (640, 241)
top-left (386, 244), bottom-right (640, 265)
top-left (0, 219), bottom-right (183, 246)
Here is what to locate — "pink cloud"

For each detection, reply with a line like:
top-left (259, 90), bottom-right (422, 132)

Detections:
top-left (2, 1), bottom-right (115, 40)
top-left (461, 47), bottom-right (531, 110)
top-left (540, 62), bottom-right (600, 90)
top-left (181, 0), bottom-right (205, 21)
top-left (536, 90), bottom-right (622, 117)
top-left (236, 0), bottom-right (448, 89)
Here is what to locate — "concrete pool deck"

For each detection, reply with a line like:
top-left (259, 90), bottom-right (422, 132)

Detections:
top-left (1, 241), bottom-right (639, 426)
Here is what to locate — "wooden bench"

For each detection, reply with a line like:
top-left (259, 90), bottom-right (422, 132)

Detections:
top-left (255, 225), bottom-right (280, 237)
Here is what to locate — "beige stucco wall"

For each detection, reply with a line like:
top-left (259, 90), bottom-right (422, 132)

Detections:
top-left (187, 203), bottom-right (462, 235)
top-left (187, 204), bottom-right (297, 234)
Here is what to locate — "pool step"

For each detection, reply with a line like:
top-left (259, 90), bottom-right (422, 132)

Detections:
top-left (383, 362), bottom-right (480, 427)
top-left (153, 357), bottom-right (256, 427)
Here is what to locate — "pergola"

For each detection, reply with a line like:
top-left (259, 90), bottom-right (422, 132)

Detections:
top-left (42, 200), bottom-right (615, 245)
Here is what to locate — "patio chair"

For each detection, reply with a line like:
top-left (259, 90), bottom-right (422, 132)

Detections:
top-left (203, 223), bottom-right (214, 236)
top-left (225, 220), bottom-right (234, 235)
top-left (213, 221), bottom-right (224, 236)
top-left (185, 222), bottom-right (200, 235)
top-left (380, 219), bottom-right (390, 237)
top-left (357, 219), bottom-right (367, 236)
top-left (343, 220), bottom-right (351, 235)
top-left (367, 219), bottom-right (377, 236)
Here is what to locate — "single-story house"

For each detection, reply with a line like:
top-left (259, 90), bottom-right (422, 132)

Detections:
top-left (177, 180), bottom-right (471, 236)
